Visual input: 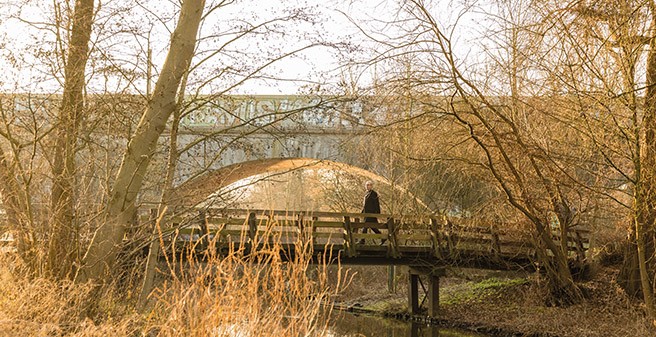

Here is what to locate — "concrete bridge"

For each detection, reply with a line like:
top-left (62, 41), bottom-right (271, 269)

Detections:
top-left (2, 93), bottom-right (384, 207)
top-left (167, 157), bottom-right (393, 208)
top-left (142, 94), bottom-right (388, 207)
top-left (169, 95), bottom-right (373, 184)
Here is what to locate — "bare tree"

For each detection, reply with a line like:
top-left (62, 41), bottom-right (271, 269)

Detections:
top-left (77, 0), bottom-right (206, 282)
top-left (532, 0), bottom-right (656, 319)
top-left (343, 0), bottom-right (595, 304)
top-left (48, 0), bottom-right (95, 280)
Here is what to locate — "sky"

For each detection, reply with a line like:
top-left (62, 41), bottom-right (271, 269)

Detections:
top-left (0, 0), bottom-right (484, 95)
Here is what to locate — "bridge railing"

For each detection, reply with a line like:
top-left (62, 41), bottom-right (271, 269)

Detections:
top-left (141, 208), bottom-right (590, 265)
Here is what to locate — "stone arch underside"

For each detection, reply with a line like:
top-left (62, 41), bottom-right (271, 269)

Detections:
top-left (168, 157), bottom-right (403, 208)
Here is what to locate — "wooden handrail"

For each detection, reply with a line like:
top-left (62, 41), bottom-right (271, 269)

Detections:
top-left (148, 208), bottom-right (591, 265)
top-left (215, 208), bottom-right (394, 219)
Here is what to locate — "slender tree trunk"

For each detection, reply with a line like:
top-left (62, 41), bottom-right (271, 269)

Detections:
top-left (48, 0), bottom-right (94, 280)
top-left (617, 61), bottom-right (644, 297)
top-left (0, 145), bottom-right (36, 268)
top-left (618, 229), bottom-right (642, 297)
top-left (630, 0), bottom-right (656, 320)
top-left (533, 215), bottom-right (582, 305)
top-left (77, 0), bottom-right (205, 282)
top-left (138, 72), bottom-right (187, 308)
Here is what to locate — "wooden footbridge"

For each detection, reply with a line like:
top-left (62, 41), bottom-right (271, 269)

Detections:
top-left (150, 208), bottom-right (590, 317)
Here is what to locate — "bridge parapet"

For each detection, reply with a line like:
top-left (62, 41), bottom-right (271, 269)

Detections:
top-left (179, 95), bottom-right (366, 131)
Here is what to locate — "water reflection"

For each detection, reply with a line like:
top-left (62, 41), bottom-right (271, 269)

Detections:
top-left (327, 311), bottom-right (486, 337)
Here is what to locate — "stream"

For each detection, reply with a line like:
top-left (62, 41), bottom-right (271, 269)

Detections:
top-left (325, 311), bottom-right (490, 337)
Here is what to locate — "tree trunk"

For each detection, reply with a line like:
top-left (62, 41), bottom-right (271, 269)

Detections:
top-left (631, 2), bottom-right (656, 320)
top-left (77, 0), bottom-right (205, 283)
top-left (534, 218), bottom-right (583, 305)
top-left (618, 231), bottom-right (643, 297)
top-left (48, 0), bottom-right (95, 280)
top-left (0, 145), bottom-right (36, 269)
top-left (138, 71), bottom-right (187, 309)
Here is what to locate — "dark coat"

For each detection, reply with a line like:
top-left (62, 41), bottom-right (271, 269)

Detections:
top-left (362, 190), bottom-right (381, 223)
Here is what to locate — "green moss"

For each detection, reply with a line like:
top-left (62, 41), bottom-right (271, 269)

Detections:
top-left (472, 277), bottom-right (527, 290)
top-left (441, 277), bottom-right (528, 306)
top-left (438, 329), bottom-right (485, 337)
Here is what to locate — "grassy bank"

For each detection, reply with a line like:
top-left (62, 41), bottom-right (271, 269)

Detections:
top-left (329, 264), bottom-right (654, 337)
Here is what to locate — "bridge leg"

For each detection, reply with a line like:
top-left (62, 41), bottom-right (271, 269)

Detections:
top-left (408, 272), bottom-right (420, 315)
top-left (427, 273), bottom-right (439, 318)
top-left (408, 266), bottom-right (444, 317)
top-left (388, 265), bottom-right (396, 293)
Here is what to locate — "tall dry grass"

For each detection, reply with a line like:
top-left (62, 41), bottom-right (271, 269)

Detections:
top-left (0, 254), bottom-right (142, 336)
top-left (0, 218), bottom-right (343, 336)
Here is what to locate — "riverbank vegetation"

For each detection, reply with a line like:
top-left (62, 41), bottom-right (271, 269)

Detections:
top-left (0, 236), bottom-right (339, 336)
top-left (332, 261), bottom-right (653, 337)
top-left (341, 0), bottom-right (656, 323)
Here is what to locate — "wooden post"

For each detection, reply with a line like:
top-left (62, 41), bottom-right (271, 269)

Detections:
top-left (429, 217), bottom-right (443, 259)
top-left (386, 217), bottom-right (398, 258)
top-left (491, 225), bottom-right (500, 258)
top-left (247, 212), bottom-right (257, 243)
top-left (408, 271), bottom-right (420, 315)
top-left (385, 218), bottom-right (398, 295)
top-left (354, 217), bottom-right (361, 244)
top-left (387, 265), bottom-right (396, 293)
top-left (297, 213), bottom-right (305, 244)
top-left (443, 216), bottom-right (456, 258)
top-left (427, 273), bottom-right (440, 317)
top-left (197, 210), bottom-right (209, 251)
top-left (575, 230), bottom-right (586, 263)
top-left (343, 216), bottom-right (356, 257)
top-left (312, 216), bottom-right (318, 246)
top-left (410, 322), bottom-right (419, 337)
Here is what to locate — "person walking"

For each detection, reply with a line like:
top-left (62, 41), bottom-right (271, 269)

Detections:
top-left (361, 180), bottom-right (383, 244)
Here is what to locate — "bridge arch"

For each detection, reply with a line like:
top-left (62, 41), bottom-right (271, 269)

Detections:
top-left (169, 157), bottom-right (427, 211)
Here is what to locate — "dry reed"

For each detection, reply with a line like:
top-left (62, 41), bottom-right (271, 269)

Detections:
top-left (0, 217), bottom-right (342, 337)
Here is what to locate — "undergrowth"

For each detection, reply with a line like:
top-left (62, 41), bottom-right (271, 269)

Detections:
top-left (0, 219), bottom-right (343, 336)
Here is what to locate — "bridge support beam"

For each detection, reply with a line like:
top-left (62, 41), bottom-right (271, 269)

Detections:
top-left (408, 266), bottom-right (444, 318)
top-left (408, 273), bottom-right (420, 314)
